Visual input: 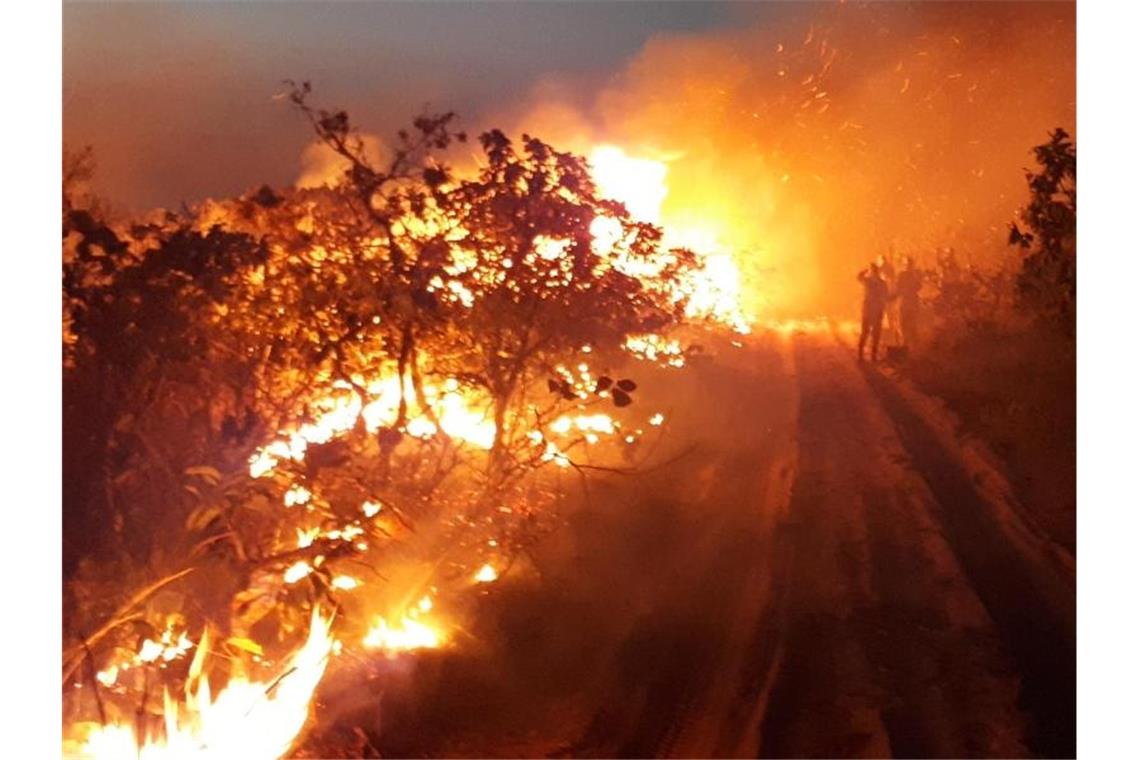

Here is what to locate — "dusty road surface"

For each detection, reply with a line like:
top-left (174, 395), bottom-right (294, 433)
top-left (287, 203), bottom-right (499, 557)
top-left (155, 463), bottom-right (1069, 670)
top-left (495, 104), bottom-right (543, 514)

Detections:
top-left (306, 326), bottom-right (1076, 759)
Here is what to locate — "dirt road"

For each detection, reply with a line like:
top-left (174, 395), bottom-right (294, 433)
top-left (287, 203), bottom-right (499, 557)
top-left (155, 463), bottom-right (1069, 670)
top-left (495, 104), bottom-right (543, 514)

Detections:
top-left (747, 333), bottom-right (1074, 758)
top-left (308, 327), bottom-right (1075, 758)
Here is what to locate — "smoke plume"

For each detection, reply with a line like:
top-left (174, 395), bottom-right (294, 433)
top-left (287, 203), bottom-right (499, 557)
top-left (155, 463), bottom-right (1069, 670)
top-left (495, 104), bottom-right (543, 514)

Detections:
top-left (496, 2), bottom-right (1075, 317)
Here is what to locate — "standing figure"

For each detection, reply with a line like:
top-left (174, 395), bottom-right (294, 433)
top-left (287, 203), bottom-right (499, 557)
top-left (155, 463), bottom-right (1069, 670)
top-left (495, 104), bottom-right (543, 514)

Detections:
top-left (896, 255), bottom-right (923, 349)
top-left (857, 262), bottom-right (889, 362)
top-left (879, 252), bottom-right (900, 347)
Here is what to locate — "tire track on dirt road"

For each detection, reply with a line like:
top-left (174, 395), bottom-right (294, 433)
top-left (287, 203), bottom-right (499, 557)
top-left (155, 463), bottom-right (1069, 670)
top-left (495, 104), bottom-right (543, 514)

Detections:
top-left (557, 340), bottom-right (801, 759)
top-left (349, 330), bottom-right (1072, 759)
top-left (858, 356), bottom-right (1075, 758)
top-left (754, 334), bottom-right (1033, 758)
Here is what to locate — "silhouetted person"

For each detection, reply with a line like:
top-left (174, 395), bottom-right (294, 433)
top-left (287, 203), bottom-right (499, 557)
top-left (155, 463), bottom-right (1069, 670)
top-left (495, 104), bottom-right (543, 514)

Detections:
top-left (896, 255), bottom-right (922, 349)
top-left (879, 252), bottom-right (900, 346)
top-left (858, 261), bottom-right (889, 362)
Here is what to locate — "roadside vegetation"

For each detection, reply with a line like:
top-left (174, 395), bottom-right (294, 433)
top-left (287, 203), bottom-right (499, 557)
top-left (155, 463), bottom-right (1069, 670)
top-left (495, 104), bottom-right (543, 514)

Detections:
top-left (903, 129), bottom-right (1075, 551)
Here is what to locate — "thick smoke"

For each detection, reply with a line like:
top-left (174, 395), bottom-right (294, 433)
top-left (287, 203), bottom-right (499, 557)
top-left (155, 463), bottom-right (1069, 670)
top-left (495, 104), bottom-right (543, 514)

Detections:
top-left (296, 133), bottom-right (388, 189)
top-left (496, 2), bottom-right (1075, 317)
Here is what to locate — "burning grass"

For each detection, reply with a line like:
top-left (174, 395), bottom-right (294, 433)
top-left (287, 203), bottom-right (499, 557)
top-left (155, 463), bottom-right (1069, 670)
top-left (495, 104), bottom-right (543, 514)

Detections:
top-left (66, 609), bottom-right (334, 759)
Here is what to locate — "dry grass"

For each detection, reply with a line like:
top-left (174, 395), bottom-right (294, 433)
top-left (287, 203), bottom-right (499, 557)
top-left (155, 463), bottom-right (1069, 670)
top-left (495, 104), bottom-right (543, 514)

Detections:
top-left (905, 322), bottom-right (1075, 552)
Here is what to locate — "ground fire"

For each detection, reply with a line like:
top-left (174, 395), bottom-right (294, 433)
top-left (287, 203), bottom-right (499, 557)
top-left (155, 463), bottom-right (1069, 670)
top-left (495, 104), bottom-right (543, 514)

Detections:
top-left (62, 2), bottom-right (1075, 758)
top-left (66, 609), bottom-right (333, 759)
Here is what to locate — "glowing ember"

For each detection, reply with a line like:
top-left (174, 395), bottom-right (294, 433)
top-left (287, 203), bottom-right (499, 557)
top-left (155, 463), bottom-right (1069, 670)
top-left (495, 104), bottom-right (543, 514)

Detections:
top-left (96, 623), bottom-right (195, 687)
top-left (625, 333), bottom-right (686, 366)
top-left (549, 413), bottom-right (617, 437)
top-left (473, 564), bottom-right (499, 584)
top-left (283, 561), bottom-right (313, 584)
top-left (573, 413), bottom-right (616, 434)
top-left (283, 485), bottom-right (311, 508)
top-left (534, 234), bottom-right (573, 261)
top-left (68, 609), bottom-right (334, 760)
top-left (540, 441), bottom-right (572, 468)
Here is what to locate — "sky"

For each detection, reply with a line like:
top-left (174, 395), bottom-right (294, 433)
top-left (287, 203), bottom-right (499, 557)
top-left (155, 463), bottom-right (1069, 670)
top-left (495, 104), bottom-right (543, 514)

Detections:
top-left (64, 1), bottom-right (783, 210)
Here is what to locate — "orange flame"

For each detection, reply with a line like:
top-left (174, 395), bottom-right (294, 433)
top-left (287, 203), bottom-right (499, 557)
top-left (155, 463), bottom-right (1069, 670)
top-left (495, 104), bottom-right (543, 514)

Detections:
top-left (68, 609), bottom-right (333, 760)
top-left (588, 145), bottom-right (752, 333)
top-left (362, 595), bottom-right (446, 655)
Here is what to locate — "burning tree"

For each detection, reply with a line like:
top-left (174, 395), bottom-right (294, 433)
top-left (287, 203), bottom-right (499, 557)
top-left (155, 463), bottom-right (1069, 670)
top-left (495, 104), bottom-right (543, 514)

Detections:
top-left (63, 88), bottom-right (741, 758)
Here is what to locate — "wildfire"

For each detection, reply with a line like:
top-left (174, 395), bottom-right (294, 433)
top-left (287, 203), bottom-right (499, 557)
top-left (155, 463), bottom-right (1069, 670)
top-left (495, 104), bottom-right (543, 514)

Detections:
top-left (363, 595), bottom-right (446, 655)
top-left (363, 616), bottom-right (443, 654)
top-left (95, 621), bottom-right (195, 689)
top-left (588, 145), bottom-right (752, 334)
top-left (245, 141), bottom-right (749, 483)
top-left (283, 560), bottom-right (314, 584)
top-left (473, 563), bottom-right (499, 584)
top-left (762, 316), bottom-right (840, 339)
top-left (68, 609), bottom-right (334, 760)
top-left (588, 146), bottom-right (668, 222)
top-left (330, 575), bottom-right (360, 590)
top-left (249, 375), bottom-right (497, 478)
top-left (624, 333), bottom-right (686, 366)
top-left (67, 136), bottom-right (753, 759)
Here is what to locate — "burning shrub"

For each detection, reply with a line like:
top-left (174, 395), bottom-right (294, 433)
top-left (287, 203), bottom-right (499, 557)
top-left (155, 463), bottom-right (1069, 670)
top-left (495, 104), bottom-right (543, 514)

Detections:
top-left (63, 90), bottom-right (740, 757)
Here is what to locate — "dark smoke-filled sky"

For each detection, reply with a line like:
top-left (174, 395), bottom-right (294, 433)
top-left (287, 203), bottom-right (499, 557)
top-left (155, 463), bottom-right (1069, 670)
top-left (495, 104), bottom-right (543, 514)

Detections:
top-left (64, 0), bottom-right (778, 209)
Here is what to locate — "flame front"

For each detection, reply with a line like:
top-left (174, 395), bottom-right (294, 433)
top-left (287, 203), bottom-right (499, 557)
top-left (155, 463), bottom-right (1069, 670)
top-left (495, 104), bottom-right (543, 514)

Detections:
top-left (68, 609), bottom-right (334, 760)
top-left (588, 146), bottom-right (668, 223)
top-left (67, 139), bottom-right (744, 759)
top-left (363, 595), bottom-right (446, 655)
top-left (363, 616), bottom-right (443, 654)
top-left (244, 142), bottom-right (741, 481)
top-left (249, 375), bottom-right (497, 478)
top-left (588, 145), bottom-right (751, 334)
